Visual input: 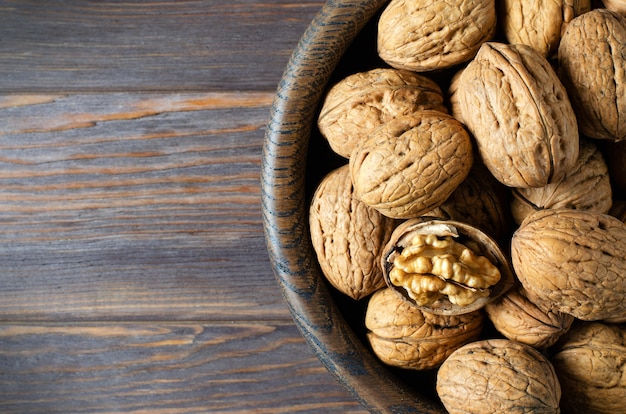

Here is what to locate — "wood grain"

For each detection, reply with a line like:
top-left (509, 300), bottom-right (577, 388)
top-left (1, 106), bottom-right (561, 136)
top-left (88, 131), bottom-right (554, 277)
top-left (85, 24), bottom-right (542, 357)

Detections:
top-left (0, 0), bottom-right (325, 92)
top-left (0, 322), bottom-right (366, 413)
top-left (0, 92), bottom-right (292, 322)
top-left (0, 0), bottom-right (372, 411)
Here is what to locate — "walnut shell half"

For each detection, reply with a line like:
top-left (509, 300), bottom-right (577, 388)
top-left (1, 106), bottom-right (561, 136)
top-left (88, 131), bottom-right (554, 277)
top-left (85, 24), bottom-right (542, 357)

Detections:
top-left (381, 218), bottom-right (514, 315)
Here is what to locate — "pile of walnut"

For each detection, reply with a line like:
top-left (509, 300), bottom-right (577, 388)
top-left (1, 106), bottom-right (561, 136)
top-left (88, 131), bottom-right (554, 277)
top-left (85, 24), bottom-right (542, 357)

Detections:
top-left (309, 1), bottom-right (626, 413)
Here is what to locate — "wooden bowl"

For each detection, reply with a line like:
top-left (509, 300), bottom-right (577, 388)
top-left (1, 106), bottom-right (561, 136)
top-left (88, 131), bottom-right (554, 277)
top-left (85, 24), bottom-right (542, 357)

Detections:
top-left (261, 1), bottom-right (446, 412)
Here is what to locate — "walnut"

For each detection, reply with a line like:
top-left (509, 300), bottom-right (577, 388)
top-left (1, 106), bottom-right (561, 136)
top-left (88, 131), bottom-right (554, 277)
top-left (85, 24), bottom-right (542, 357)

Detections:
top-left (511, 209), bottom-right (626, 321)
top-left (390, 234), bottom-right (500, 307)
top-left (377, 0), bottom-right (496, 72)
top-left (317, 68), bottom-right (447, 159)
top-left (349, 111), bottom-right (473, 219)
top-left (436, 339), bottom-right (561, 414)
top-left (558, 9), bottom-right (626, 141)
top-left (309, 165), bottom-right (396, 300)
top-left (453, 41), bottom-right (579, 188)
top-left (511, 139), bottom-right (613, 225)
top-left (499, 0), bottom-right (590, 57)
top-left (364, 287), bottom-right (484, 370)
top-left (551, 322), bottom-right (626, 414)
top-left (381, 218), bottom-right (514, 315)
top-left (485, 284), bottom-right (575, 349)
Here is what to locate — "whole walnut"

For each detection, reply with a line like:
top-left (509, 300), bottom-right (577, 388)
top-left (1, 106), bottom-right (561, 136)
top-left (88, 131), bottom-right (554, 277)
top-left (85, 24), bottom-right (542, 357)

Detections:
top-left (559, 9), bottom-right (626, 141)
top-left (512, 209), bottom-right (626, 321)
top-left (350, 111), bottom-right (473, 219)
top-left (377, 0), bottom-right (496, 72)
top-left (381, 218), bottom-right (515, 316)
top-left (551, 322), bottom-right (626, 414)
top-left (309, 165), bottom-right (396, 300)
top-left (485, 285), bottom-right (574, 349)
top-left (437, 339), bottom-right (561, 414)
top-left (317, 68), bottom-right (447, 159)
top-left (365, 287), bottom-right (484, 370)
top-left (510, 139), bottom-right (613, 225)
top-left (499, 0), bottom-right (590, 57)
top-left (454, 41), bottom-right (579, 188)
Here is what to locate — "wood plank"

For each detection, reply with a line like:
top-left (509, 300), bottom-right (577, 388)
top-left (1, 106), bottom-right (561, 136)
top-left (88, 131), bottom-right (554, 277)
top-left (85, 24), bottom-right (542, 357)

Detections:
top-left (0, 0), bottom-right (324, 92)
top-left (0, 92), bottom-right (291, 321)
top-left (0, 321), bottom-right (366, 413)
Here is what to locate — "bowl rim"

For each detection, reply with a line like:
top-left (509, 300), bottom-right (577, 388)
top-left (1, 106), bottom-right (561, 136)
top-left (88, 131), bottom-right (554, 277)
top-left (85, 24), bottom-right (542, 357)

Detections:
top-left (260, 1), bottom-right (445, 412)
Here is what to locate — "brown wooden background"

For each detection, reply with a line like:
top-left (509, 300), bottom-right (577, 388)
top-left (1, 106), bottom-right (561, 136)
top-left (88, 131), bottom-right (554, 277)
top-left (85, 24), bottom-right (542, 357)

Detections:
top-left (0, 1), bottom-right (368, 412)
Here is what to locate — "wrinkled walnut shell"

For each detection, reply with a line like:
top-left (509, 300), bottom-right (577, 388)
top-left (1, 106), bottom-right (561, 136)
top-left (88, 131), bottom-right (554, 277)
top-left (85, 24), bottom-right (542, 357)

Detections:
top-left (455, 41), bottom-right (579, 188)
top-left (309, 165), bottom-right (396, 300)
top-left (377, 0), bottom-right (496, 72)
top-left (437, 339), bottom-right (561, 414)
top-left (559, 9), bottom-right (626, 141)
top-left (317, 68), bottom-right (447, 159)
top-left (381, 217), bottom-right (514, 315)
top-left (551, 322), bottom-right (626, 414)
top-left (499, 0), bottom-right (590, 57)
top-left (485, 284), bottom-right (575, 349)
top-left (365, 287), bottom-right (484, 370)
top-left (350, 110), bottom-right (473, 219)
top-left (512, 209), bottom-right (626, 321)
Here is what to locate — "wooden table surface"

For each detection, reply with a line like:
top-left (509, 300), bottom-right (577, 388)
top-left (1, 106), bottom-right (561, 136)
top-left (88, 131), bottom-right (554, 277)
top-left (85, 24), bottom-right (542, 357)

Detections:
top-left (0, 1), bottom-right (368, 412)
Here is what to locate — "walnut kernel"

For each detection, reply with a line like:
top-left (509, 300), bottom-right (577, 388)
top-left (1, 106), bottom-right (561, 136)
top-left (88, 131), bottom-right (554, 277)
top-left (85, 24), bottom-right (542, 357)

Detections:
top-left (389, 233), bottom-right (500, 307)
top-left (382, 218), bottom-right (514, 315)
